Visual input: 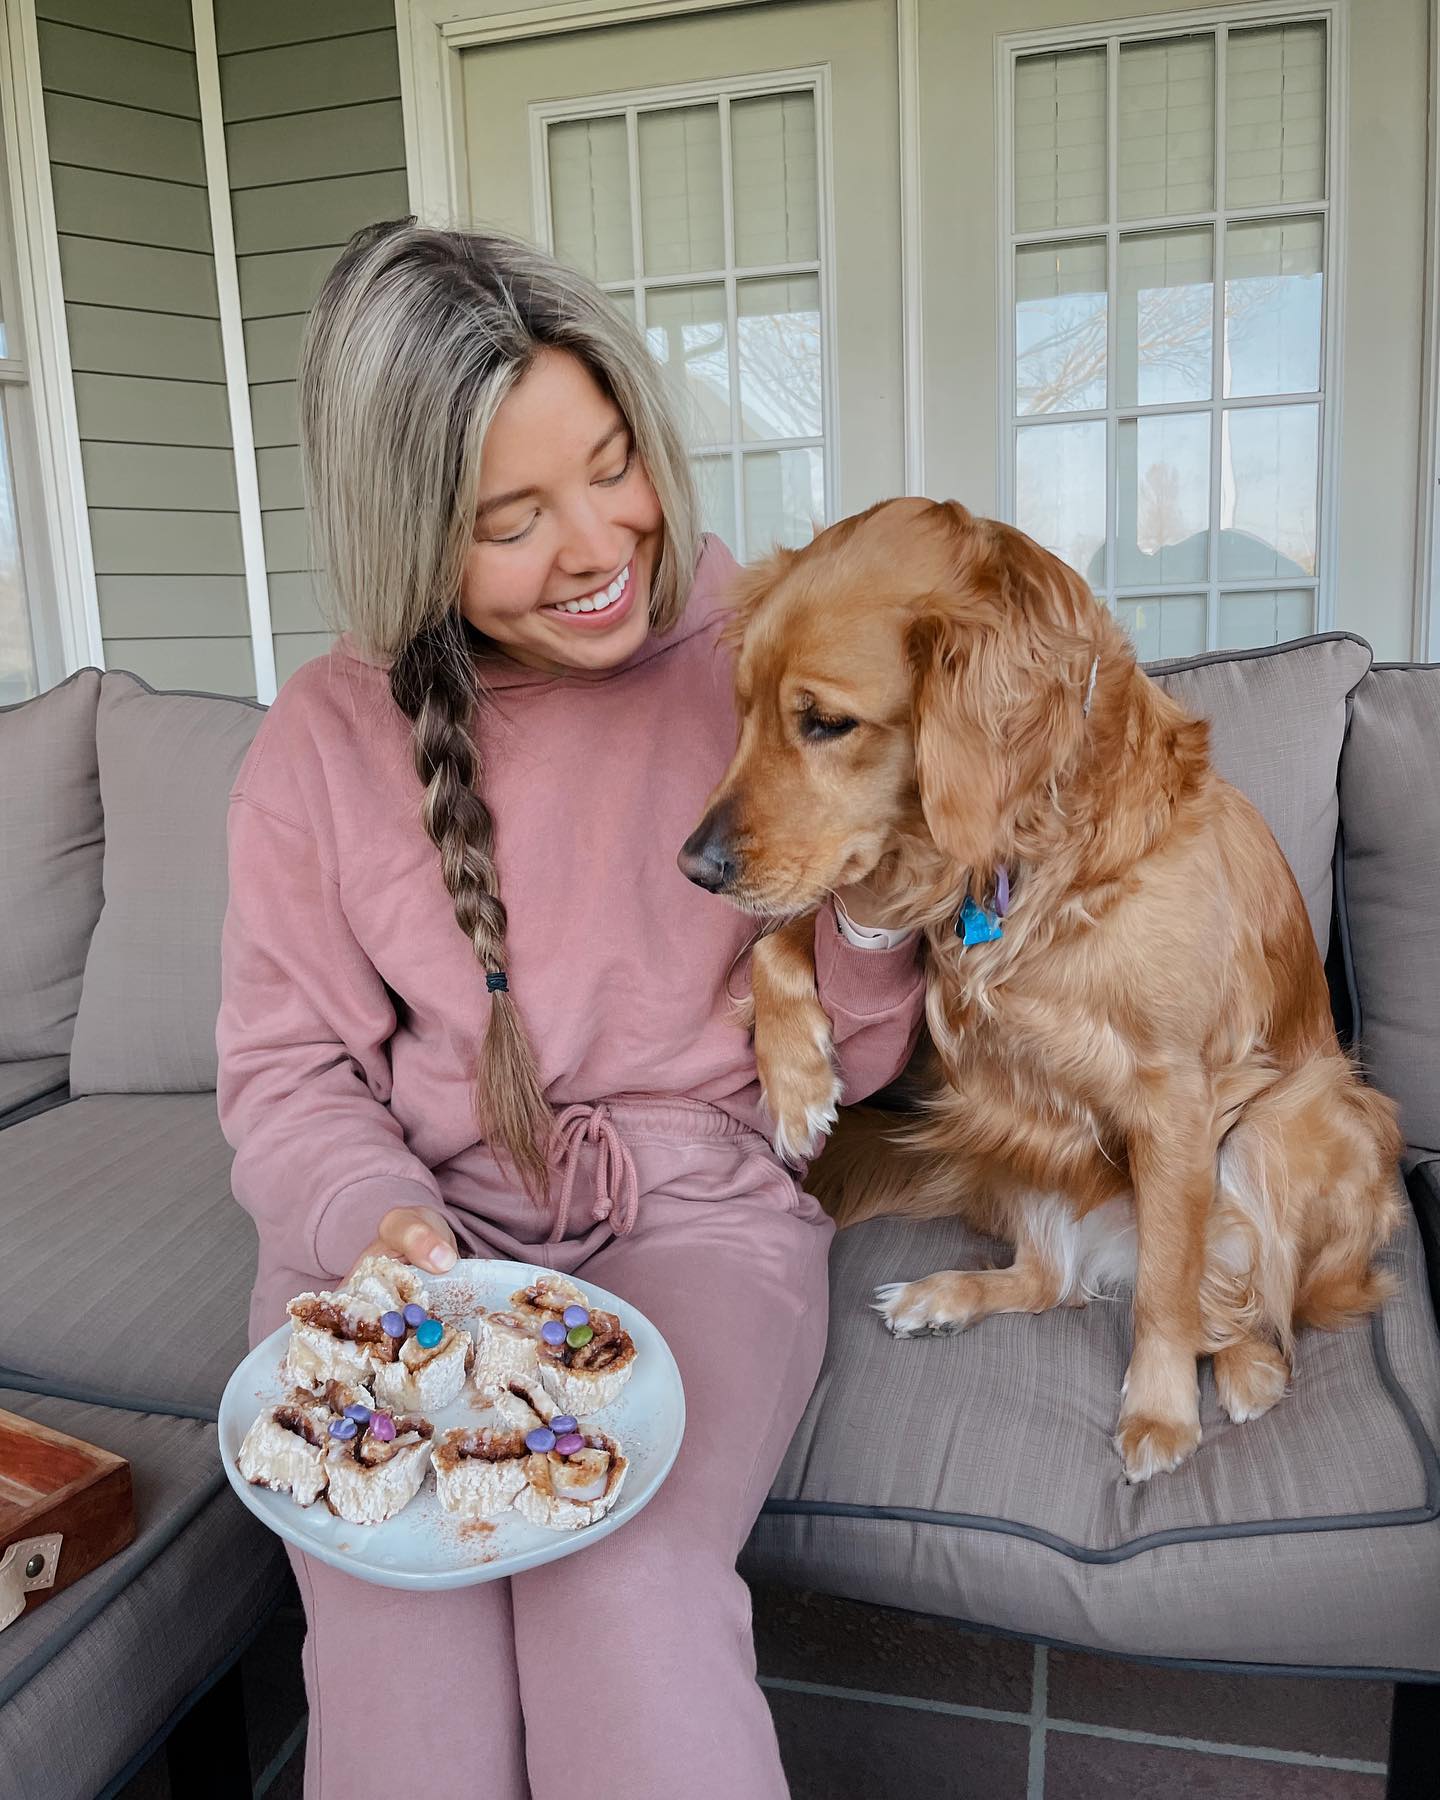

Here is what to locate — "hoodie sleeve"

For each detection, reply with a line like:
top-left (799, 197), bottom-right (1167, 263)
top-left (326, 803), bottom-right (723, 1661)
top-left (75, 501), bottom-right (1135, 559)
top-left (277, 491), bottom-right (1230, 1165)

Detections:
top-left (216, 724), bottom-right (453, 1286)
top-left (812, 899), bottom-right (926, 1104)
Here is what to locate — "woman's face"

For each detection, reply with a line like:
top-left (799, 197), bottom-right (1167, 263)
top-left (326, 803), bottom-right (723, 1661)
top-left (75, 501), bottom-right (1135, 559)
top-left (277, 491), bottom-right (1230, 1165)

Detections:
top-left (460, 347), bottom-right (665, 675)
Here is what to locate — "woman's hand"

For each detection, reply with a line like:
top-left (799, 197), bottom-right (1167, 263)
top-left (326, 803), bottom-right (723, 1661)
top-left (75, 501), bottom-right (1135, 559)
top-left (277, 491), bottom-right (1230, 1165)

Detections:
top-left (349, 1205), bottom-right (459, 1279)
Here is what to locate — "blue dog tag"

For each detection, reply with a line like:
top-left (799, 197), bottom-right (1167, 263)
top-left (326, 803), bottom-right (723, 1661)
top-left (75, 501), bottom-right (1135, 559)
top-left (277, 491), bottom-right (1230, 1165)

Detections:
top-left (956, 894), bottom-right (1004, 947)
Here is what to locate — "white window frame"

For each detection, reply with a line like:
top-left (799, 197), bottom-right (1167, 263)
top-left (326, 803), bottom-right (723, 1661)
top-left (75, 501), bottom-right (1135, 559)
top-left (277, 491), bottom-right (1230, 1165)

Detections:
top-left (528, 66), bottom-right (839, 557)
top-left (0, 0), bottom-right (102, 683)
top-left (996, 0), bottom-right (1347, 647)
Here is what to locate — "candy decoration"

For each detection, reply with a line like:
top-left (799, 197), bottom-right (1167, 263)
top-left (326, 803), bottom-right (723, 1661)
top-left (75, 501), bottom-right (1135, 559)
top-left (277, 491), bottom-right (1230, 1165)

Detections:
top-left (369, 1412), bottom-right (397, 1443)
top-left (525, 1426), bottom-right (557, 1454)
top-left (549, 1415), bottom-right (578, 1435)
top-left (402, 1302), bottom-right (427, 1329)
top-left (342, 1403), bottom-right (371, 1424)
top-left (415, 1318), bottom-right (444, 1350)
top-left (328, 1417), bottom-right (358, 1441)
top-left (566, 1323), bottom-right (594, 1349)
top-left (554, 1432), bottom-right (585, 1456)
top-left (562, 1305), bottom-right (589, 1329)
top-left (381, 1309), bottom-right (406, 1338)
top-left (540, 1320), bottom-right (567, 1346)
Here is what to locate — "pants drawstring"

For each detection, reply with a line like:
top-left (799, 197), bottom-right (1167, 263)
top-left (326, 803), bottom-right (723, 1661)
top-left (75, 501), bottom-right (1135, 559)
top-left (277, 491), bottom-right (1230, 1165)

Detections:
top-left (548, 1102), bottom-right (640, 1244)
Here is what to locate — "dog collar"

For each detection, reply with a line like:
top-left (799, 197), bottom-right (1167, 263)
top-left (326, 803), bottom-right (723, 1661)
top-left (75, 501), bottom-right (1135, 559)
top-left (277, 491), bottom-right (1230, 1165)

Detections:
top-left (956, 864), bottom-right (1009, 946)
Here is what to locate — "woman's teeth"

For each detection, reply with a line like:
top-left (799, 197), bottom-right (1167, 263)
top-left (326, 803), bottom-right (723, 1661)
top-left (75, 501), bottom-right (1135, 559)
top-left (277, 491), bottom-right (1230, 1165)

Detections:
top-left (551, 566), bottom-right (629, 615)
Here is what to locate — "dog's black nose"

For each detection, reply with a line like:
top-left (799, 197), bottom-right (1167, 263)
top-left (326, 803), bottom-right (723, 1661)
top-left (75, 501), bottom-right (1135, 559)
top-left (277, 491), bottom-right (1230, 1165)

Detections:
top-left (678, 812), bottom-right (738, 892)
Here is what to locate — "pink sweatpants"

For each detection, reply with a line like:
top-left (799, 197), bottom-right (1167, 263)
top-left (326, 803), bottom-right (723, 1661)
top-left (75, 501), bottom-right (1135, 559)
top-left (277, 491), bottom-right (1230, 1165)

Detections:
top-left (250, 1100), bottom-right (834, 1800)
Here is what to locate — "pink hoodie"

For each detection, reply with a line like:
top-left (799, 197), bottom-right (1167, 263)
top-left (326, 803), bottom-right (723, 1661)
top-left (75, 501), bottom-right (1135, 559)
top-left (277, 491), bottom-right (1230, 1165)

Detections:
top-left (216, 537), bottom-right (924, 1286)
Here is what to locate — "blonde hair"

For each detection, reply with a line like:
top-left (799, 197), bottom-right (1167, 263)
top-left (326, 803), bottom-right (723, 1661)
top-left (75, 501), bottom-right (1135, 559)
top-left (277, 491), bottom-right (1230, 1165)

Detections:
top-left (298, 220), bottom-right (700, 1192)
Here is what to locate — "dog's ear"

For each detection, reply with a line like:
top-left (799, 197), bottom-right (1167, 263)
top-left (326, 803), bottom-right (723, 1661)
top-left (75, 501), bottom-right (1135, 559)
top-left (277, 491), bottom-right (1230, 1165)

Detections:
top-left (909, 514), bottom-right (1100, 869)
top-left (908, 611), bottom-right (1008, 871)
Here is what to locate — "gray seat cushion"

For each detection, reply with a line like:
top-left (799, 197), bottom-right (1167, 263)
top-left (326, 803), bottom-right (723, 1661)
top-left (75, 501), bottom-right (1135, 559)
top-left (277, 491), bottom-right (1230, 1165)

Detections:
top-left (0, 1095), bottom-right (255, 1418)
top-left (1146, 634), bottom-right (1372, 952)
top-left (1339, 662), bottom-right (1440, 1159)
top-left (0, 671), bottom-right (103, 1061)
top-left (69, 672), bottom-right (264, 1096)
top-left (0, 1058), bottom-right (68, 1123)
top-left (750, 1204), bottom-right (1440, 1673)
top-left (0, 1388), bottom-right (286, 1800)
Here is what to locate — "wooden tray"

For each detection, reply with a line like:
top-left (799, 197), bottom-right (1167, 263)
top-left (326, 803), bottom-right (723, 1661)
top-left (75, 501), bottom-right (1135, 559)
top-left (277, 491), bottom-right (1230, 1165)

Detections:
top-left (0, 1407), bottom-right (135, 1631)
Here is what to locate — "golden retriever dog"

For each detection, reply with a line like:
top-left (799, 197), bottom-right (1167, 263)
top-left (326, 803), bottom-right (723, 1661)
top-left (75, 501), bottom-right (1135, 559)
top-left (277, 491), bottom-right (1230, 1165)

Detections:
top-left (679, 498), bottom-right (1402, 1482)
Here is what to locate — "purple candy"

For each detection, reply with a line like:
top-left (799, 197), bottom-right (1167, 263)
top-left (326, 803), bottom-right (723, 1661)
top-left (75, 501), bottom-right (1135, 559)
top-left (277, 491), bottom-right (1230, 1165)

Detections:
top-left (561, 1305), bottom-right (589, 1329)
top-left (525, 1426), bottom-right (556, 1454)
top-left (554, 1432), bottom-right (585, 1457)
top-left (342, 1403), bottom-right (371, 1424)
top-left (549, 1415), bottom-right (578, 1435)
top-left (368, 1412), bottom-right (397, 1443)
top-left (328, 1417), bottom-right (357, 1441)
top-left (540, 1320), bottom-right (567, 1346)
top-left (402, 1302), bottom-right (427, 1328)
top-left (380, 1310), bottom-right (405, 1338)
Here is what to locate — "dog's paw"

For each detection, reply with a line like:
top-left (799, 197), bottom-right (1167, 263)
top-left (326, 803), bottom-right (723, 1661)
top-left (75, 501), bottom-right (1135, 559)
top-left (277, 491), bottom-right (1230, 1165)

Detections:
top-left (873, 1273), bottom-right (976, 1338)
top-left (761, 1021), bottom-right (842, 1166)
top-left (1114, 1411), bottom-right (1202, 1483)
top-left (1214, 1341), bottom-right (1290, 1425)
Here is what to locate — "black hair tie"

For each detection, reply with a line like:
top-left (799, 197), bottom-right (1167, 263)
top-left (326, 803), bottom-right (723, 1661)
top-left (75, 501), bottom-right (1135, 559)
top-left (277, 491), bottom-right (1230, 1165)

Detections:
top-left (486, 969), bottom-right (509, 994)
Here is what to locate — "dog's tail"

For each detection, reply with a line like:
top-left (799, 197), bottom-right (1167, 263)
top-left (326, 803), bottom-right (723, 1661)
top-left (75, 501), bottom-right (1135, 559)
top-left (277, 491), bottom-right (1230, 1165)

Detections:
top-left (805, 1106), bottom-right (964, 1228)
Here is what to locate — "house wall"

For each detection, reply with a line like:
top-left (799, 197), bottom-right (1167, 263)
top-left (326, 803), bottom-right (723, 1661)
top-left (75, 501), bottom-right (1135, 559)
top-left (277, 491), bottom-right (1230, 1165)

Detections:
top-left (35, 0), bottom-right (249, 692)
top-left (216, 0), bottom-right (408, 688)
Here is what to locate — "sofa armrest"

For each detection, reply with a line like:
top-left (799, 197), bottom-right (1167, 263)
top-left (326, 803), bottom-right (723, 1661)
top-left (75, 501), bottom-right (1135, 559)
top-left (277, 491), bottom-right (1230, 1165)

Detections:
top-left (1404, 1157), bottom-right (1440, 1325)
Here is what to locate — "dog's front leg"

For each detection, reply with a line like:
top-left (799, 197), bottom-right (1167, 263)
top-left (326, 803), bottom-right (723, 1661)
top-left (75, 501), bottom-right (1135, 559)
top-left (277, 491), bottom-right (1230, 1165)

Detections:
top-left (1116, 1105), bottom-right (1208, 1482)
top-left (751, 914), bottom-right (841, 1165)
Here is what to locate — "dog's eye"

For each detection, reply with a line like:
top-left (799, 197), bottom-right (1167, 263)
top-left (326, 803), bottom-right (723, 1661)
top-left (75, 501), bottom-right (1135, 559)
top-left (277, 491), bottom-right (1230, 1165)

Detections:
top-left (800, 712), bottom-right (859, 742)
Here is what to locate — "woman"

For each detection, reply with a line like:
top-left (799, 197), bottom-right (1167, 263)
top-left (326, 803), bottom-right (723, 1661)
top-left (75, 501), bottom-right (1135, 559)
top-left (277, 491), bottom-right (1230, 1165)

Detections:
top-left (217, 219), bottom-right (924, 1799)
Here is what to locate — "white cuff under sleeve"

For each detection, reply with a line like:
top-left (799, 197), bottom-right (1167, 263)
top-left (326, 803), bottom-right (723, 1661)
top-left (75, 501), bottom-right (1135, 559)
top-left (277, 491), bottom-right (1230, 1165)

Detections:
top-left (833, 898), bottom-right (915, 952)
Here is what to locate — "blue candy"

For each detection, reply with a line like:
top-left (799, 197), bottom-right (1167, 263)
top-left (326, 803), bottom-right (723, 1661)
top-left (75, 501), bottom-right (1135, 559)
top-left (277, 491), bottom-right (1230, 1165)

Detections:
top-left (415, 1317), bottom-right (444, 1350)
top-left (402, 1302), bottom-right (427, 1329)
top-left (380, 1310), bottom-right (405, 1338)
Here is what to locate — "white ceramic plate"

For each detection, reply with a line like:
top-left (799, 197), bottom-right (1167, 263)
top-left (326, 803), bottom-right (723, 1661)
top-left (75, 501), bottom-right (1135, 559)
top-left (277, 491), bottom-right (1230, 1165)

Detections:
top-left (218, 1259), bottom-right (686, 1590)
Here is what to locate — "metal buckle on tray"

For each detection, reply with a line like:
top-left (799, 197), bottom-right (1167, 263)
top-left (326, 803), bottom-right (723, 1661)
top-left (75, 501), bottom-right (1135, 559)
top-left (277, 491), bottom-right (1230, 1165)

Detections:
top-left (0, 1534), bottom-right (62, 1633)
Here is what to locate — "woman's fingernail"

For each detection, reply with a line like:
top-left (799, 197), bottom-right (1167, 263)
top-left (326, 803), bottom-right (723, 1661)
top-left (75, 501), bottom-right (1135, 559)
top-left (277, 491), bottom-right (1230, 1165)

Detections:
top-left (431, 1243), bottom-right (457, 1272)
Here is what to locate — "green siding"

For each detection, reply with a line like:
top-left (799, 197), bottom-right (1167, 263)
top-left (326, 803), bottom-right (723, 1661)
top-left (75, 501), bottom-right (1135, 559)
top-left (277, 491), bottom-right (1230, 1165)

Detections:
top-left (39, 12), bottom-right (248, 693)
top-left (219, 30), bottom-right (401, 122)
top-left (36, 1), bottom-right (194, 51)
top-left (218, 0), bottom-right (407, 678)
top-left (58, 236), bottom-right (219, 316)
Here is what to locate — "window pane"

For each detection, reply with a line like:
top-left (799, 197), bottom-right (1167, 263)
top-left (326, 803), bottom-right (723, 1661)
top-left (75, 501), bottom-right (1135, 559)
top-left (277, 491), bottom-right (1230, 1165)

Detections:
top-left (1014, 48), bottom-right (1107, 232)
top-left (1224, 215), bottom-right (1322, 397)
top-left (1015, 419), bottom-right (1106, 586)
top-left (1117, 594), bottom-right (1207, 662)
top-left (548, 115), bottom-right (633, 284)
top-left (1218, 587), bottom-right (1314, 649)
top-left (1015, 239), bottom-right (1107, 415)
top-left (638, 104), bottom-right (723, 276)
top-left (737, 274), bottom-right (821, 442)
top-left (609, 287), bottom-right (636, 323)
top-left (694, 453), bottom-right (737, 548)
top-left (1226, 23), bottom-right (1326, 208)
top-left (0, 404), bottom-right (35, 704)
top-left (1117, 412), bottom-right (1210, 585)
top-left (1118, 34), bottom-right (1215, 220)
top-left (731, 90), bottom-right (818, 266)
top-left (1117, 228), bottom-right (1212, 407)
top-left (743, 446), bottom-right (823, 551)
top-left (1220, 403), bottom-right (1318, 579)
top-left (645, 284), bottom-right (730, 448)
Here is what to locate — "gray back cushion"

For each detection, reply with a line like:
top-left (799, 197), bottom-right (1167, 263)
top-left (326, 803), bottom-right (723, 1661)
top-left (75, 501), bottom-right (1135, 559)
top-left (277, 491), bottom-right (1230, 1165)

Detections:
top-left (1339, 664), bottom-right (1440, 1156)
top-left (0, 670), bottom-right (103, 1059)
top-left (1147, 634), bottom-right (1373, 950)
top-left (69, 672), bottom-right (264, 1094)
